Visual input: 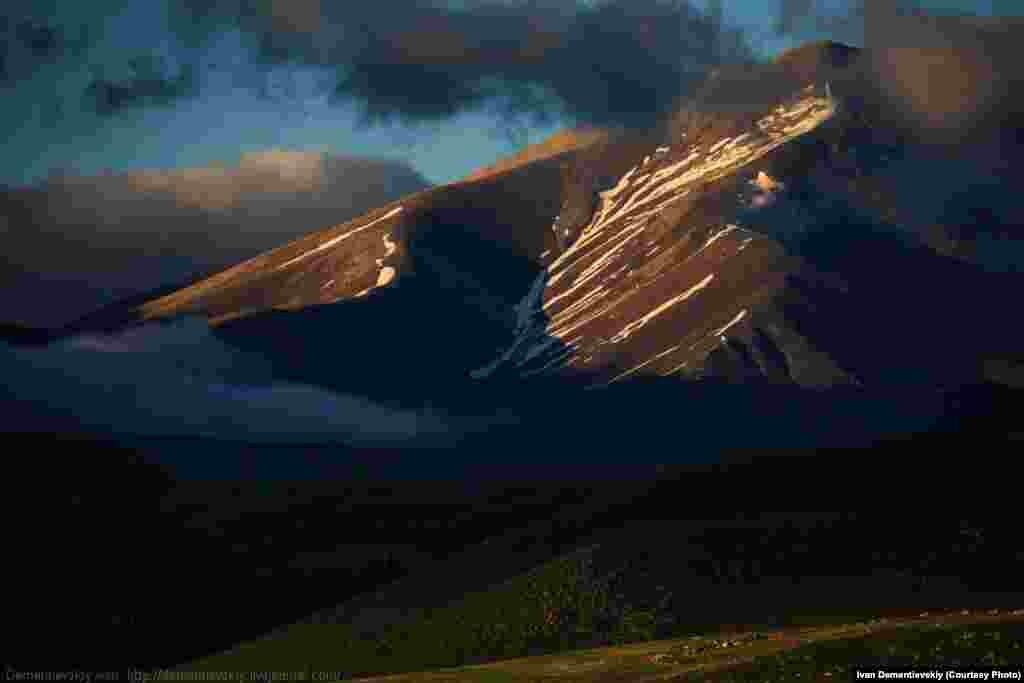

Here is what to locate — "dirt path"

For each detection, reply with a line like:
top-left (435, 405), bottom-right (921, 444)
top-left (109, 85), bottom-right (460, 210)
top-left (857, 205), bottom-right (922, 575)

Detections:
top-left (356, 608), bottom-right (1024, 682)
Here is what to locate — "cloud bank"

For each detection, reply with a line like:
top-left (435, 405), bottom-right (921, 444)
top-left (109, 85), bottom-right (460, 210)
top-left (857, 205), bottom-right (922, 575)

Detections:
top-left (1, 150), bottom-right (429, 327)
top-left (171, 0), bottom-right (762, 130)
top-left (4, 1), bottom-right (1010, 141)
top-left (3, 0), bottom-right (760, 136)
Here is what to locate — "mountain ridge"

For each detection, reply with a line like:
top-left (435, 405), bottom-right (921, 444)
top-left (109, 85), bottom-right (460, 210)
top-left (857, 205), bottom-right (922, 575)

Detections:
top-left (109, 40), bottom-right (1022, 405)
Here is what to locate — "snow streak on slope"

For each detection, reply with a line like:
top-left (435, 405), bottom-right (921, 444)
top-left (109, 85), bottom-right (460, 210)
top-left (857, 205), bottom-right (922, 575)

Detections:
top-left (140, 204), bottom-right (409, 320)
top-left (471, 88), bottom-right (836, 384)
top-left (277, 207), bottom-right (404, 270)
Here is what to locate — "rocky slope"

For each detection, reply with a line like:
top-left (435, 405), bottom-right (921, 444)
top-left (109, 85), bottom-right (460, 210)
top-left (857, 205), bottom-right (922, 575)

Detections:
top-left (126, 41), bottom-right (1022, 405)
top-left (0, 157), bottom-right (431, 329)
top-left (462, 127), bottom-right (610, 183)
top-left (0, 41), bottom-right (987, 471)
top-left (471, 84), bottom-right (844, 386)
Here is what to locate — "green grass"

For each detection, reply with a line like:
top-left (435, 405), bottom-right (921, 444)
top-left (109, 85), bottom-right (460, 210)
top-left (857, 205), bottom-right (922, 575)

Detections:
top-left (674, 622), bottom-right (1024, 682)
top-left (182, 521), bottom-right (1017, 679)
top-left (186, 545), bottom-right (631, 676)
top-left (177, 505), bottom-right (1023, 678)
top-left (449, 671), bottom-right (523, 683)
top-left (186, 618), bottom-right (1024, 683)
top-left (185, 539), bottom-right (771, 676)
top-left (180, 539), bottom-right (960, 680)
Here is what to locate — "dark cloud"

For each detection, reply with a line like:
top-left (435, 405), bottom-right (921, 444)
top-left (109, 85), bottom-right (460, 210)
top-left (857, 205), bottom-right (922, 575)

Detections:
top-left (859, 2), bottom-right (1024, 146)
top-left (7, 0), bottom-right (1005, 134)
top-left (770, 0), bottom-right (1024, 135)
top-left (0, 151), bottom-right (429, 327)
top-left (156, 0), bottom-right (759, 131)
top-left (773, 0), bottom-right (1014, 47)
top-left (0, 5), bottom-right (100, 87)
top-left (0, 3), bottom-right (204, 128)
top-left (83, 55), bottom-right (198, 116)
top-left (1, 14), bottom-right (71, 86)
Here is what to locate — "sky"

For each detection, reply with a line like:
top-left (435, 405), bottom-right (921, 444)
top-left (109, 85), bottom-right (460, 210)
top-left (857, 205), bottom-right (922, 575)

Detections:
top-left (1, 0), bottom-right (1010, 328)
top-left (0, 0), bottom-right (1006, 189)
top-left (0, 0), bottom-right (862, 189)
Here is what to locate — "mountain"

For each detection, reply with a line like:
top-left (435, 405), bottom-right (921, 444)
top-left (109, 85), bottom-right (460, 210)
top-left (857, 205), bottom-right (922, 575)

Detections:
top-left (115, 41), bottom-right (1021, 414)
top-left (461, 126), bottom-right (610, 182)
top-left (0, 154), bottom-right (431, 329)
top-left (7, 40), bottom-right (1017, 464)
top-left (8, 37), bottom-right (1024, 674)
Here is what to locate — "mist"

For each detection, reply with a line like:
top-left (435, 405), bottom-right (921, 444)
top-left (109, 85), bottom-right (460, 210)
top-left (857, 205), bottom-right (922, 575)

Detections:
top-left (0, 317), bottom-right (488, 447)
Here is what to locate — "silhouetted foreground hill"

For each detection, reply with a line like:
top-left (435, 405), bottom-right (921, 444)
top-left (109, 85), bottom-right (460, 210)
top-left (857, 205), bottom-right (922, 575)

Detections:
top-left (5, 399), bottom-right (1021, 673)
top-left (5, 429), bottom-right (664, 672)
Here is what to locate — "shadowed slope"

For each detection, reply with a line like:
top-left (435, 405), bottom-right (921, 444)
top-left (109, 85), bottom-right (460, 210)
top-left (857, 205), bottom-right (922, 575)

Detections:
top-left (63, 39), bottom-right (1024, 419)
top-left (177, 439), bottom-right (1023, 676)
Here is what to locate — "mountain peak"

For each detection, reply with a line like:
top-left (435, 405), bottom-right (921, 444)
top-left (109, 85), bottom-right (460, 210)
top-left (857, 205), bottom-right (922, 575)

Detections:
top-left (68, 39), bottom-right (1022, 412)
top-left (773, 40), bottom-right (861, 67)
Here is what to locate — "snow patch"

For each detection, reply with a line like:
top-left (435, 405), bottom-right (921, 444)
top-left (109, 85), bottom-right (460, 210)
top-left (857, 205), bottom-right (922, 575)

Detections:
top-left (515, 270), bottom-right (548, 331)
top-left (381, 232), bottom-right (397, 261)
top-left (544, 224), bottom-right (645, 311)
top-left (517, 336), bottom-right (562, 366)
top-left (598, 165), bottom-right (639, 202)
top-left (607, 344), bottom-right (681, 384)
top-left (690, 224), bottom-right (742, 260)
top-left (753, 171), bottom-right (783, 192)
top-left (277, 206), bottom-right (403, 270)
top-left (708, 137), bottom-right (734, 156)
top-left (663, 360), bottom-right (689, 376)
top-left (715, 309), bottom-right (748, 337)
top-left (521, 348), bottom-right (574, 378)
top-left (468, 93), bottom-right (834, 380)
top-left (609, 273), bottom-right (715, 343)
top-left (724, 133), bottom-right (753, 150)
top-left (376, 266), bottom-right (396, 287)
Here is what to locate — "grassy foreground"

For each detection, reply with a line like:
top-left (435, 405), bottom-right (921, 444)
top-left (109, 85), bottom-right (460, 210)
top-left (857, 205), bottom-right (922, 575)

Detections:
top-left (668, 615), bottom-right (1024, 683)
top-left (174, 460), bottom-right (1023, 679)
top-left (178, 611), bottom-right (1024, 682)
